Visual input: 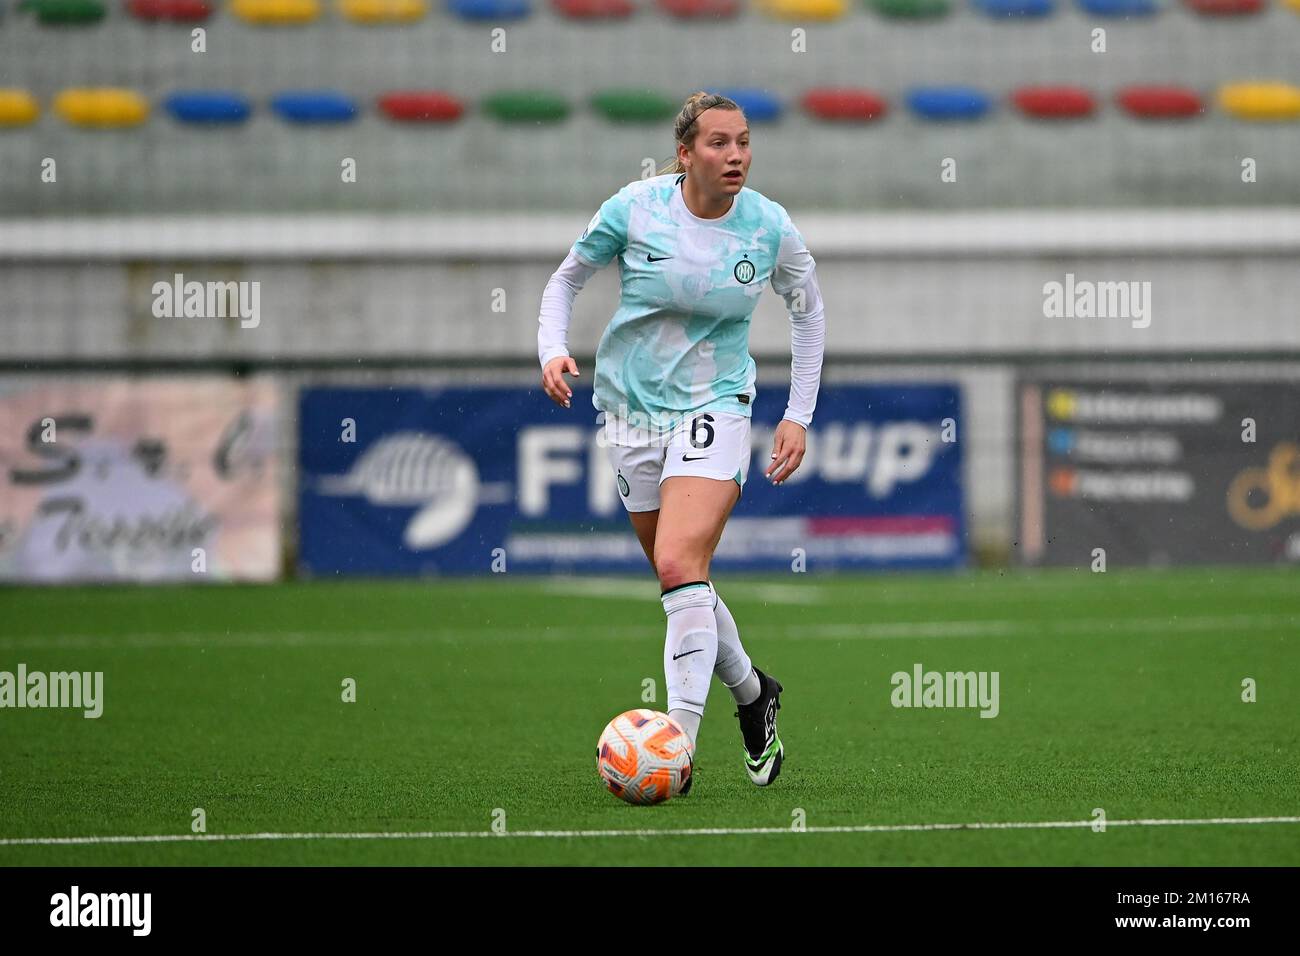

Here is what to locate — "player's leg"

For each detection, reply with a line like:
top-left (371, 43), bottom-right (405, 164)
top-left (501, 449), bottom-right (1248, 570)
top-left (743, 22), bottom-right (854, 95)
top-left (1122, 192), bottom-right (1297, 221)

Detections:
top-left (627, 509), bottom-right (658, 569)
top-left (603, 434), bottom-right (707, 790)
top-left (654, 474), bottom-right (738, 748)
top-left (658, 413), bottom-right (783, 786)
top-left (626, 507), bottom-right (760, 708)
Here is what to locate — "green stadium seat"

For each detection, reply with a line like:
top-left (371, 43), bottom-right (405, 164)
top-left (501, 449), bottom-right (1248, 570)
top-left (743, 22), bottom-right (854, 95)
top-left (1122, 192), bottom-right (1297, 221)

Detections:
top-left (17, 0), bottom-right (106, 23)
top-left (481, 91), bottom-right (570, 123)
top-left (868, 0), bottom-right (951, 17)
top-left (591, 90), bottom-right (679, 123)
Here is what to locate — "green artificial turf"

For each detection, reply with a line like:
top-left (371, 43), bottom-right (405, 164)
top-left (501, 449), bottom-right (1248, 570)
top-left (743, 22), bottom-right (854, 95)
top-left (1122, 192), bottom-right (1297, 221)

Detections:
top-left (1, 567), bottom-right (1297, 866)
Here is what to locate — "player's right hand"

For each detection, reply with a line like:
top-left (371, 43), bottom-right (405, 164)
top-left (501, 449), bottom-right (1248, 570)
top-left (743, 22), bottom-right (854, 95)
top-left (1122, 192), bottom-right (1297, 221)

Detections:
top-left (542, 356), bottom-right (580, 409)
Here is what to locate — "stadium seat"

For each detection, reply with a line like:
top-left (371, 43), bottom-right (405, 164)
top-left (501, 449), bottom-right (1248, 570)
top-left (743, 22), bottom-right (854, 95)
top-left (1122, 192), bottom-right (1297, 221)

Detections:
top-left (1074, 0), bottom-right (1158, 14)
top-left (1115, 85), bottom-right (1204, 119)
top-left (550, 0), bottom-right (634, 16)
top-left (126, 0), bottom-right (214, 19)
top-left (1012, 86), bottom-right (1095, 119)
top-left (972, 0), bottom-right (1054, 16)
top-left (1218, 82), bottom-right (1300, 121)
top-left (655, 0), bottom-right (740, 16)
top-left (447, 0), bottom-right (531, 18)
top-left (1182, 0), bottom-right (1262, 13)
top-left (17, 0), bottom-right (105, 22)
top-left (230, 0), bottom-right (321, 22)
top-left (802, 88), bottom-right (888, 122)
top-left (481, 91), bottom-right (570, 122)
top-left (377, 91), bottom-right (465, 122)
top-left (591, 90), bottom-right (678, 122)
top-left (906, 86), bottom-right (992, 121)
top-left (757, 0), bottom-right (849, 19)
top-left (868, 0), bottom-right (951, 17)
top-left (338, 0), bottom-right (427, 21)
top-left (54, 88), bottom-right (150, 127)
top-left (270, 91), bottom-right (358, 123)
top-left (164, 91), bottom-right (253, 124)
top-left (0, 89), bottom-right (40, 127)
top-left (715, 88), bottom-right (782, 122)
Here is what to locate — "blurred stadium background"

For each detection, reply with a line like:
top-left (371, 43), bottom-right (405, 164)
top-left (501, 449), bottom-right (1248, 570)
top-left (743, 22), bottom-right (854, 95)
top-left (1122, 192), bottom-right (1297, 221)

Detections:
top-left (2, 0), bottom-right (1299, 868)
top-left (2, 0), bottom-right (1299, 578)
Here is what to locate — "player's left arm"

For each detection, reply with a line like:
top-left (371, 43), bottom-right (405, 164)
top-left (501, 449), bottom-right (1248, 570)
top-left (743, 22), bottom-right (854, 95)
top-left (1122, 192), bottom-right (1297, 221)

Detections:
top-left (765, 212), bottom-right (826, 485)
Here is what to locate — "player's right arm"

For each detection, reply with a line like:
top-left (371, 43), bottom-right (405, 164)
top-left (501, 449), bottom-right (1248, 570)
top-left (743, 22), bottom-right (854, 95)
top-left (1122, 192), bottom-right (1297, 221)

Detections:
top-left (537, 188), bottom-right (631, 408)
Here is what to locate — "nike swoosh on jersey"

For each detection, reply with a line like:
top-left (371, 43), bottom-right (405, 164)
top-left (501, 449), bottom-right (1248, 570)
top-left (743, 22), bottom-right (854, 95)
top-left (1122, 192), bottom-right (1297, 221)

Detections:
top-left (647, 254), bottom-right (673, 262)
top-left (681, 454), bottom-right (710, 462)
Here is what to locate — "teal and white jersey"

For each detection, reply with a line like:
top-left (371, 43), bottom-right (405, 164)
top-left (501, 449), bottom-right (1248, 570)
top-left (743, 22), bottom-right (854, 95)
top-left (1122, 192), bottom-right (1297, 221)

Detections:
top-left (569, 174), bottom-right (817, 430)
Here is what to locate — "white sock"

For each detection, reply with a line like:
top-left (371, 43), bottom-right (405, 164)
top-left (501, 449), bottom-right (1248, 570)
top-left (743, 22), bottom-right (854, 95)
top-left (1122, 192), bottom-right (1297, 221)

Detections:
top-left (669, 708), bottom-right (702, 744)
top-left (710, 582), bottom-right (761, 706)
top-left (661, 581), bottom-right (718, 743)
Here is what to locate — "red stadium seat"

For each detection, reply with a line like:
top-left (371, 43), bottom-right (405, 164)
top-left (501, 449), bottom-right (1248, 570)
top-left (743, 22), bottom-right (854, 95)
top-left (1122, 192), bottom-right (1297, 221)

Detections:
top-left (802, 88), bottom-right (888, 121)
top-left (1012, 86), bottom-right (1095, 119)
top-left (551, 0), bottom-right (634, 15)
top-left (378, 92), bottom-right (465, 123)
top-left (127, 0), bottom-right (214, 19)
top-left (1183, 0), bottom-right (1263, 14)
top-left (655, 0), bottom-right (740, 15)
top-left (1115, 86), bottom-right (1204, 119)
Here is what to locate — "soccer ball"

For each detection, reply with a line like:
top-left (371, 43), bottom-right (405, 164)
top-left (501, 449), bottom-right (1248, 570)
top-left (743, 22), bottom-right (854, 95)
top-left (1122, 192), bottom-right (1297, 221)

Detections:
top-left (596, 709), bottom-right (694, 805)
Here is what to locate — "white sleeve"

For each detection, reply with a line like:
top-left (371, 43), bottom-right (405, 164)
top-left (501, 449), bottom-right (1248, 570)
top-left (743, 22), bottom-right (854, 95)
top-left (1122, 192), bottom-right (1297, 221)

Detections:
top-left (770, 218), bottom-right (826, 429)
top-left (537, 249), bottom-right (600, 369)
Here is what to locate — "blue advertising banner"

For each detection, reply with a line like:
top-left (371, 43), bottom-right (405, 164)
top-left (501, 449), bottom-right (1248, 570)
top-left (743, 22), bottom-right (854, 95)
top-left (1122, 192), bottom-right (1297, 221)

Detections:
top-left (298, 384), bottom-right (965, 575)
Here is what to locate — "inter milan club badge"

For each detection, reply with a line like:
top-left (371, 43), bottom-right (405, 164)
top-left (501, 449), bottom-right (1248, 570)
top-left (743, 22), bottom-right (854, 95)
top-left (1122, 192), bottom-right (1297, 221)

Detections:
top-left (734, 256), bottom-right (755, 284)
top-left (617, 471), bottom-right (630, 497)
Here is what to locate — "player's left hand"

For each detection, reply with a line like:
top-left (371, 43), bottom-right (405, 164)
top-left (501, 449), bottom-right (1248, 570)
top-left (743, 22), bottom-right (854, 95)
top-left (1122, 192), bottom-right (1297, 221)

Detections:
top-left (766, 419), bottom-right (806, 485)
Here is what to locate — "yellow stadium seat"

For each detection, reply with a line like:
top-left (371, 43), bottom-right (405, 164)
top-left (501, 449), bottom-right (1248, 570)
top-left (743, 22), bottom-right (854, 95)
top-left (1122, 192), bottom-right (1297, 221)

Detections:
top-left (756, 0), bottom-right (848, 18)
top-left (0, 90), bottom-right (40, 127)
top-left (54, 89), bottom-right (150, 127)
top-left (1218, 82), bottom-right (1300, 121)
top-left (230, 0), bottom-right (321, 22)
top-left (338, 0), bottom-right (426, 20)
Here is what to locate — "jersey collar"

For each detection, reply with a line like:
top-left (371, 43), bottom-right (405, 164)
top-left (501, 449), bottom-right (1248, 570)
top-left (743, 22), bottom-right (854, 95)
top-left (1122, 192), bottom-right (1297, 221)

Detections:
top-left (673, 173), bottom-right (739, 225)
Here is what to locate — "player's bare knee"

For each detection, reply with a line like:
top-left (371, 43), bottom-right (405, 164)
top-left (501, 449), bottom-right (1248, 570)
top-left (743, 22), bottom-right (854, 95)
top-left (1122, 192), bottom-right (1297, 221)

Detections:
top-left (654, 550), bottom-right (706, 592)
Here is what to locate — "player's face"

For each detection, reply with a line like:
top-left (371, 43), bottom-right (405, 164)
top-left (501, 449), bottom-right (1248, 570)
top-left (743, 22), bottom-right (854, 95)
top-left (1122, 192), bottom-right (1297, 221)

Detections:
top-left (683, 111), bottom-right (750, 196)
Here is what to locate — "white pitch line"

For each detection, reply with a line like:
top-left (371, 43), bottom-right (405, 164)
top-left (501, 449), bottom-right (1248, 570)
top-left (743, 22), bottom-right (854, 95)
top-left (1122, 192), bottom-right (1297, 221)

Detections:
top-left (0, 613), bottom-right (1296, 650)
top-left (2, 816), bottom-right (1299, 847)
top-left (538, 578), bottom-right (823, 605)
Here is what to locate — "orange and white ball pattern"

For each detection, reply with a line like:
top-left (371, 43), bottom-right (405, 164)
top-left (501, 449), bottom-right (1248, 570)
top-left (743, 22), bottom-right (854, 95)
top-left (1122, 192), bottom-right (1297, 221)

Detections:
top-left (596, 709), bottom-right (694, 805)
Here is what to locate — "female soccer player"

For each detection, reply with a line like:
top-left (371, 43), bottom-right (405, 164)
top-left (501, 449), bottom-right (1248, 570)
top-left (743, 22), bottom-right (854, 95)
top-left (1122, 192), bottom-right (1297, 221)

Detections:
top-left (537, 91), bottom-right (826, 790)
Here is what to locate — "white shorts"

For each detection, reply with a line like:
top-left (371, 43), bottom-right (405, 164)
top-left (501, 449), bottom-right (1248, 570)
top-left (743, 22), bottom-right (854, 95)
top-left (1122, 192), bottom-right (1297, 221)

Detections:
top-left (604, 411), bottom-right (752, 513)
